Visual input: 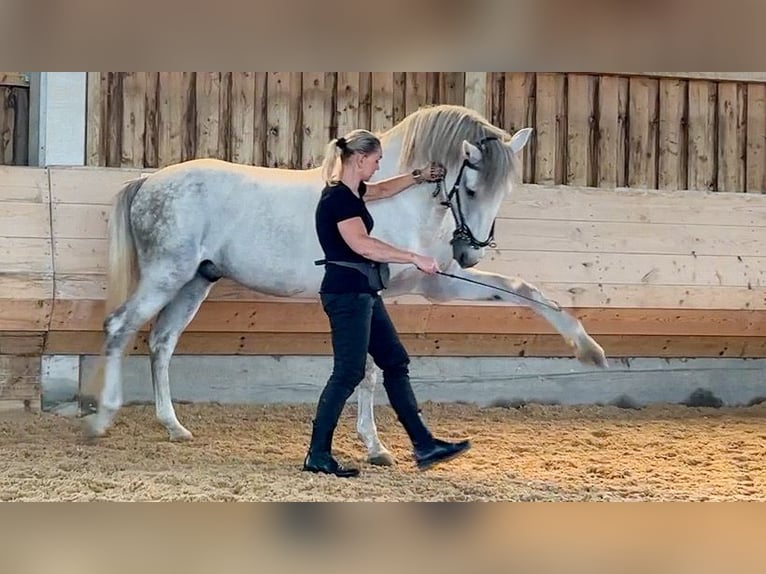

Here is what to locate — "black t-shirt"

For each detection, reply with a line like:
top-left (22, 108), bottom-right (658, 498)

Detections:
top-left (315, 181), bottom-right (376, 294)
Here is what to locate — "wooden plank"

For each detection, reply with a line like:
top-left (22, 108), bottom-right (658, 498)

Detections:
top-left (566, 73), bottom-right (597, 186)
top-left (49, 166), bottom-right (145, 205)
top-left (0, 356), bottom-right (40, 402)
top-left (481, 250), bottom-right (766, 288)
top-left (157, 72), bottom-right (187, 166)
top-left (503, 72), bottom-right (535, 183)
top-left (534, 73), bottom-right (566, 184)
top-left (627, 76), bottom-right (659, 189)
top-left (143, 72), bottom-right (159, 168)
top-left (266, 72), bottom-right (301, 168)
top-left (717, 82), bottom-right (746, 192)
top-left (0, 87), bottom-right (13, 164)
top-left (746, 83), bottom-right (766, 193)
top-left (621, 73), bottom-right (766, 83)
top-left (336, 72), bottom-right (361, 138)
top-left (0, 332), bottom-right (45, 355)
top-left (500, 185), bottom-right (766, 227)
top-left (404, 72), bottom-right (427, 116)
top-left (358, 72), bottom-right (372, 131)
top-left (87, 73), bottom-right (108, 165)
top-left (392, 72), bottom-right (406, 124)
top-left (43, 330), bottom-right (766, 359)
top-left (50, 272), bottom-right (766, 311)
top-left (230, 72), bottom-right (256, 165)
top-left (491, 218), bottom-right (766, 257)
top-left (658, 78), bottom-right (688, 190)
top-left (0, 300), bottom-right (51, 330)
top-left (45, 299), bottom-right (766, 337)
top-left (489, 72), bottom-right (504, 128)
top-left (12, 86), bottom-right (29, 166)
top-left (371, 72), bottom-right (394, 133)
top-left (687, 80), bottom-right (718, 191)
top-left (218, 72), bottom-right (232, 161)
top-left (301, 72), bottom-right (331, 169)
top-left (0, 166), bottom-right (49, 202)
top-left (0, 274), bottom-right (52, 300)
top-left (105, 72), bottom-right (123, 167)
top-left (195, 72), bottom-right (222, 159)
top-left (590, 76), bottom-right (630, 187)
top-left (0, 238), bottom-right (52, 272)
top-left (464, 72), bottom-right (488, 117)
top-left (120, 72), bottom-right (146, 168)
top-left (0, 73), bottom-right (29, 87)
top-left (0, 202), bottom-right (51, 237)
top-left (53, 238), bottom-right (106, 273)
top-left (51, 204), bottom-right (110, 239)
top-left (439, 72), bottom-right (465, 106)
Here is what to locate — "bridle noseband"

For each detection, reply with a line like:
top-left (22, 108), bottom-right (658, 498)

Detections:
top-left (431, 136), bottom-right (499, 250)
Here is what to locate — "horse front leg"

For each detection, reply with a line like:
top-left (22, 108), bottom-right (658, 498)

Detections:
top-left (422, 262), bottom-right (608, 368)
top-left (356, 356), bottom-right (395, 466)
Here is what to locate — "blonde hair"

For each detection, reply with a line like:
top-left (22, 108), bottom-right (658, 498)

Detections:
top-left (321, 129), bottom-right (381, 184)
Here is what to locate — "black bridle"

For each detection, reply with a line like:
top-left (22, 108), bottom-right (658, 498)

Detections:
top-left (432, 135), bottom-right (499, 250)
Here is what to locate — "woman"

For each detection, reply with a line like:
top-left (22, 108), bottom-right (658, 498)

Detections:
top-left (303, 128), bottom-right (471, 478)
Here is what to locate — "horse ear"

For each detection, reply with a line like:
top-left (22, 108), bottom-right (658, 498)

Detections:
top-left (508, 128), bottom-right (533, 154)
top-left (462, 140), bottom-right (482, 164)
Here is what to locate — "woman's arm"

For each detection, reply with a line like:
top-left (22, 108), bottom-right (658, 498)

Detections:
top-left (337, 217), bottom-right (439, 273)
top-left (364, 162), bottom-right (445, 202)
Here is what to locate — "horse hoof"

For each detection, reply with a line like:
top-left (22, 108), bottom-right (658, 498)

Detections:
top-left (81, 414), bottom-right (107, 440)
top-left (169, 427), bottom-right (194, 442)
top-left (368, 451), bottom-right (395, 466)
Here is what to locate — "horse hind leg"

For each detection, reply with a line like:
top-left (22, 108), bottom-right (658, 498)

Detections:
top-left (85, 270), bottom-right (191, 438)
top-left (148, 272), bottom-right (214, 441)
top-left (356, 357), bottom-right (395, 466)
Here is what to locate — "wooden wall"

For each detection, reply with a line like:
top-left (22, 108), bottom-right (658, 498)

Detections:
top-left (0, 166), bottom-right (50, 408)
top-left (490, 72), bottom-right (766, 193)
top-left (84, 72), bottom-right (766, 193)
top-left (0, 73), bottom-right (30, 166)
top-left (17, 167), bottom-right (766, 360)
top-left (85, 72), bottom-right (468, 170)
top-left (3, 164), bottom-right (766, 407)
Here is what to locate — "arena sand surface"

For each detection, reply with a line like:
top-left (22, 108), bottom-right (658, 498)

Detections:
top-left (2, 402), bottom-right (766, 501)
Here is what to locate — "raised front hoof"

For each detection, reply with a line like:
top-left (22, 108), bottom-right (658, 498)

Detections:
top-left (576, 347), bottom-right (609, 369)
top-left (168, 427), bottom-right (194, 442)
top-left (368, 451), bottom-right (395, 467)
top-left (576, 337), bottom-right (609, 369)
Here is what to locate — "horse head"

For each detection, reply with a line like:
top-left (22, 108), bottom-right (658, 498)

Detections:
top-left (447, 126), bottom-right (532, 268)
top-left (389, 104), bottom-right (532, 269)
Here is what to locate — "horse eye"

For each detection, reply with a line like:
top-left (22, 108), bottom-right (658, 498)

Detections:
top-left (465, 187), bottom-right (477, 197)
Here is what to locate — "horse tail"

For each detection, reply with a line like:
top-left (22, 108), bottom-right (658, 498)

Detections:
top-left (105, 176), bottom-right (145, 316)
top-left (80, 177), bottom-right (146, 410)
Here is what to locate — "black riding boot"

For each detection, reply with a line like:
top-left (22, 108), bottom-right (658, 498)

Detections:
top-left (382, 365), bottom-right (471, 471)
top-left (302, 382), bottom-right (360, 478)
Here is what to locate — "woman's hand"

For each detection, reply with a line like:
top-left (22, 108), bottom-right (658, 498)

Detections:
top-left (412, 254), bottom-right (440, 274)
top-left (413, 162), bottom-right (446, 184)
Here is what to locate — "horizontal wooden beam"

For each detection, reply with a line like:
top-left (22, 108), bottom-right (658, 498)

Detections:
top-left (43, 299), bottom-right (766, 337)
top-left (0, 73), bottom-right (29, 87)
top-left (44, 330), bottom-right (766, 359)
top-left (602, 72), bottom-right (766, 84)
top-left (0, 355), bottom-right (40, 402)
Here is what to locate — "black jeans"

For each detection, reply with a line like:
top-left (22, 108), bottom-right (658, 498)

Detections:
top-left (308, 292), bottom-right (433, 455)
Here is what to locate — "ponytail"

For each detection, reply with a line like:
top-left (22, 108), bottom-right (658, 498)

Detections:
top-left (321, 139), bottom-right (343, 184)
top-left (321, 130), bottom-right (381, 185)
